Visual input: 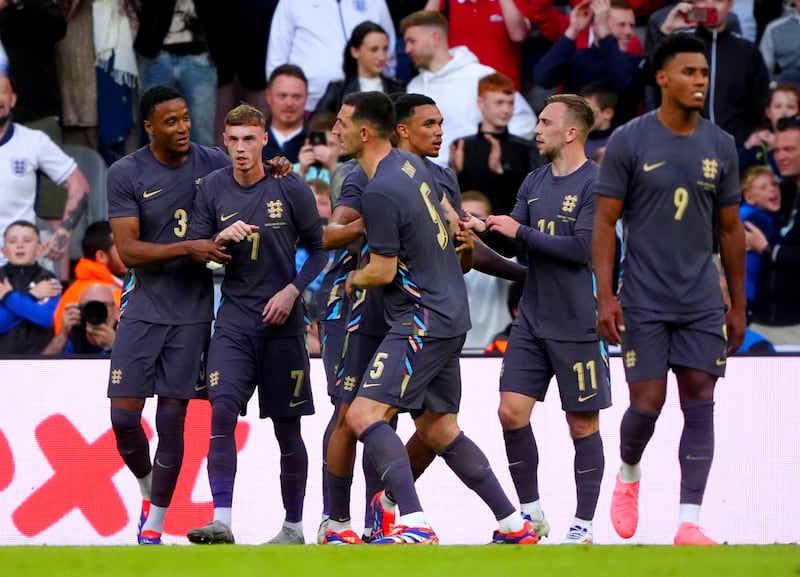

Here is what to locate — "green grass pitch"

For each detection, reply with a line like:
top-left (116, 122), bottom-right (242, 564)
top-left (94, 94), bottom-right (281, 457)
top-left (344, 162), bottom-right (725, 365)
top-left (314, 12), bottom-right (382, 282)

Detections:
top-left (4, 545), bottom-right (798, 577)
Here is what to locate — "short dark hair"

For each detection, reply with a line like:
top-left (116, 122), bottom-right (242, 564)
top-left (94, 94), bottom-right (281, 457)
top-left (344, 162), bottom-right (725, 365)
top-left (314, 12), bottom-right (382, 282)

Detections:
top-left (342, 91), bottom-right (396, 139)
top-left (4, 220), bottom-right (40, 240)
top-left (394, 93), bottom-right (436, 124)
top-left (650, 33), bottom-right (706, 73)
top-left (579, 80), bottom-right (619, 111)
top-left (269, 63), bottom-right (308, 87)
top-left (140, 85), bottom-right (184, 121)
top-left (343, 21), bottom-right (389, 77)
top-left (776, 113), bottom-right (800, 133)
top-left (81, 220), bottom-right (114, 258)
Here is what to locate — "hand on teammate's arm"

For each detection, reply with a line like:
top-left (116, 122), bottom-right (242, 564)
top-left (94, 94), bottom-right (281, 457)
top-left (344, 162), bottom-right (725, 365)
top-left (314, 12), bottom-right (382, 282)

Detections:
top-left (215, 220), bottom-right (260, 243)
top-left (265, 156), bottom-right (293, 178)
top-left (454, 221), bottom-right (475, 273)
top-left (485, 215), bottom-right (521, 238)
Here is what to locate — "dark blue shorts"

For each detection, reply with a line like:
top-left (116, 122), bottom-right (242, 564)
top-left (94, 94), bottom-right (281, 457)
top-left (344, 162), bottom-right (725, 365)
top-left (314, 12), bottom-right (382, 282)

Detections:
top-left (108, 318), bottom-right (211, 400)
top-left (319, 317), bottom-right (348, 399)
top-left (336, 331), bottom-right (384, 406)
top-left (500, 317), bottom-right (611, 412)
top-left (356, 333), bottom-right (466, 415)
top-left (206, 328), bottom-right (314, 419)
top-left (620, 307), bottom-right (728, 382)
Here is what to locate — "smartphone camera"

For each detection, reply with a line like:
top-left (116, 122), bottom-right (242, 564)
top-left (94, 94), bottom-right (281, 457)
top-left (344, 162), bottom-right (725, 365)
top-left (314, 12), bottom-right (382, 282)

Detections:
top-left (683, 6), bottom-right (718, 25)
top-left (309, 131), bottom-right (327, 147)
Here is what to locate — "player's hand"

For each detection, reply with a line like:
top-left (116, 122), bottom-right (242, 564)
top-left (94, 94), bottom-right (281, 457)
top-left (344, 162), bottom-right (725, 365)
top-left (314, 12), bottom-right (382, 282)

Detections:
top-left (30, 278), bottom-right (63, 301)
top-left (597, 294), bottom-right (625, 345)
top-left (449, 139), bottom-right (465, 173)
top-left (187, 239), bottom-right (231, 265)
top-left (461, 210), bottom-right (487, 233)
top-left (484, 133), bottom-right (504, 174)
top-left (42, 228), bottom-right (71, 260)
top-left (345, 271), bottom-right (362, 302)
top-left (743, 221), bottom-right (768, 253)
top-left (485, 215), bottom-right (520, 238)
top-left (61, 303), bottom-right (82, 333)
top-left (86, 321), bottom-right (116, 349)
top-left (215, 220), bottom-right (260, 244)
top-left (262, 284), bottom-right (300, 325)
top-left (266, 155), bottom-right (293, 178)
top-left (725, 305), bottom-right (746, 356)
top-left (454, 221), bottom-right (474, 254)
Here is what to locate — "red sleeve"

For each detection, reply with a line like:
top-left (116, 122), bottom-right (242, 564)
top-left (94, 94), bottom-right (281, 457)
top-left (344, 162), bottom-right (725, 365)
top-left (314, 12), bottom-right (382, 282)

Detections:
top-left (525, 0), bottom-right (569, 43)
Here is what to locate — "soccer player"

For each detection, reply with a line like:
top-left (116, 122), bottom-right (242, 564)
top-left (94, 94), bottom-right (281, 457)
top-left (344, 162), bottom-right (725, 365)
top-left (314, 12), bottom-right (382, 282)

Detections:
top-left (592, 34), bottom-right (746, 545)
top-left (107, 86), bottom-right (232, 545)
top-left (186, 104), bottom-right (327, 545)
top-left (334, 91), bottom-right (537, 545)
top-left (467, 94), bottom-right (610, 544)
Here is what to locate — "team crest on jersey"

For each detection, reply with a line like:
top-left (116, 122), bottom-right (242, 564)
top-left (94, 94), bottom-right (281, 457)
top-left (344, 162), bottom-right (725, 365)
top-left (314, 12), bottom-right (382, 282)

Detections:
top-left (266, 200), bottom-right (283, 218)
top-left (625, 349), bottom-right (637, 368)
top-left (702, 158), bottom-right (718, 180)
top-left (561, 194), bottom-right (578, 213)
top-left (12, 158), bottom-right (26, 175)
top-left (110, 368), bottom-right (123, 385)
top-left (401, 160), bottom-right (416, 178)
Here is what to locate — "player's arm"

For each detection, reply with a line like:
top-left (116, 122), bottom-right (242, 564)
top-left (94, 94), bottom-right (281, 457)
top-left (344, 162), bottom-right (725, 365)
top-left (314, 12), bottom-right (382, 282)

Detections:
top-left (111, 216), bottom-right (230, 268)
top-left (441, 196), bottom-right (474, 272)
top-left (323, 205), bottom-right (364, 250)
top-left (592, 194), bottom-right (625, 345)
top-left (717, 203), bottom-right (746, 355)
top-left (345, 253), bottom-right (397, 301)
top-left (472, 239), bottom-right (527, 281)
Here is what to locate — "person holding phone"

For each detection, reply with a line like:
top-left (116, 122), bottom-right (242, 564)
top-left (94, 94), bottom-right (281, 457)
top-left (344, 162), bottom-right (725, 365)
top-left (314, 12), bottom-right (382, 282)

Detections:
top-left (648, 0), bottom-right (769, 147)
top-left (295, 113), bottom-right (342, 183)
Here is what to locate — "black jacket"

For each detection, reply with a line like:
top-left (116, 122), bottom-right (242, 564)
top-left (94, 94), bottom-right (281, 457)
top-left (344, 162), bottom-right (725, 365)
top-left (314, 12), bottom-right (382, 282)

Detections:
top-left (134, 0), bottom-right (223, 58)
top-left (455, 126), bottom-right (539, 216)
top-left (313, 75), bottom-right (406, 118)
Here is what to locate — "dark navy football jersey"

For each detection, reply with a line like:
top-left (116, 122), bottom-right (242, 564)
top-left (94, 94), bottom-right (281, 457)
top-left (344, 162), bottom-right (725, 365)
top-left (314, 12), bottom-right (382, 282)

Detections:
top-left (107, 144), bottom-right (229, 324)
top-left (189, 169), bottom-right (326, 337)
top-left (361, 149), bottom-right (471, 338)
top-left (511, 160), bottom-right (600, 342)
top-left (595, 112), bottom-right (740, 312)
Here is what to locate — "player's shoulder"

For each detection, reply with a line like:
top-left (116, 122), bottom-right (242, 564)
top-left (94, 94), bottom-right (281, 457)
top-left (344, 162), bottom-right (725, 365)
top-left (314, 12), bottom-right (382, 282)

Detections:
top-left (192, 144), bottom-right (231, 169)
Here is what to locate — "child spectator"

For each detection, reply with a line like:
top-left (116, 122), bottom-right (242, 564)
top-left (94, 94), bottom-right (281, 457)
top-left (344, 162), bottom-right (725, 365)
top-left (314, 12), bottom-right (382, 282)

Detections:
top-left (0, 220), bottom-right (62, 354)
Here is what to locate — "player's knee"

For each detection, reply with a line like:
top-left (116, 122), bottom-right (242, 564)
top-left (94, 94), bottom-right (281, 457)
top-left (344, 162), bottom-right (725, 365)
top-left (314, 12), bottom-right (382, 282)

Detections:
top-left (211, 396), bottom-right (241, 435)
top-left (110, 406), bottom-right (144, 435)
top-left (565, 411), bottom-right (599, 439)
top-left (497, 401), bottom-right (528, 430)
top-left (155, 401), bottom-right (187, 436)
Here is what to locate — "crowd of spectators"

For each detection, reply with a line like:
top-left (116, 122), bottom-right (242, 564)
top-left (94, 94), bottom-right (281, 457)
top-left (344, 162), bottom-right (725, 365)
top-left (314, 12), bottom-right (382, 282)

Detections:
top-left (2, 0), bottom-right (800, 353)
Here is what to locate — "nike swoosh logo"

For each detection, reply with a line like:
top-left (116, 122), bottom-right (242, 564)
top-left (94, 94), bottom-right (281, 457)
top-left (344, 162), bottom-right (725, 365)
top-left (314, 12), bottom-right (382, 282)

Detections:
top-left (155, 458), bottom-right (176, 469)
top-left (715, 358), bottom-right (726, 366)
top-left (577, 467), bottom-right (597, 474)
top-left (210, 434), bottom-right (226, 440)
top-left (685, 455), bottom-right (711, 461)
top-left (143, 188), bottom-right (163, 198)
top-left (195, 383), bottom-right (207, 391)
top-left (220, 212), bottom-right (239, 222)
top-left (577, 393), bottom-right (598, 402)
top-left (289, 399), bottom-right (308, 408)
top-left (527, 197), bottom-right (540, 204)
top-left (362, 382), bottom-right (381, 388)
top-left (643, 161), bottom-right (666, 172)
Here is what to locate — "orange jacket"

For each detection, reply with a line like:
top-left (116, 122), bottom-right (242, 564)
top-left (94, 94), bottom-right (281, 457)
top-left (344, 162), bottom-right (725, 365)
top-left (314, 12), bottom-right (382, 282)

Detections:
top-left (53, 259), bottom-right (123, 334)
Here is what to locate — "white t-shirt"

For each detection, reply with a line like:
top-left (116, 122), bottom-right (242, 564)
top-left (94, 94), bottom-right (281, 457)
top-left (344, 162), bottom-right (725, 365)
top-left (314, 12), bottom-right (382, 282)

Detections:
top-left (0, 124), bottom-right (76, 256)
top-left (266, 0), bottom-right (396, 111)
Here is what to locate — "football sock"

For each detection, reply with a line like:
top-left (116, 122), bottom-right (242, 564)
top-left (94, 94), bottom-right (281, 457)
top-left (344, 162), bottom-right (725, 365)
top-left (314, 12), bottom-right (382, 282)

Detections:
top-left (326, 471), bottom-right (353, 523)
top-left (327, 519), bottom-right (351, 533)
top-left (208, 396), bottom-right (240, 508)
top-left (503, 424), bottom-right (540, 503)
top-left (440, 432), bottom-right (516, 521)
top-left (273, 416), bottom-right (308, 524)
top-left (362, 449), bottom-right (380, 530)
top-left (521, 499), bottom-right (543, 519)
top-left (574, 431), bottom-right (604, 521)
top-left (142, 504), bottom-right (166, 534)
top-left (679, 400), bottom-right (714, 505)
top-left (137, 472), bottom-right (153, 501)
top-left (360, 421), bottom-right (422, 516)
top-left (498, 511), bottom-right (524, 534)
top-left (110, 407), bottom-right (152, 479)
top-left (215, 507), bottom-right (232, 527)
top-left (283, 520), bottom-right (302, 532)
top-left (320, 404), bottom-right (339, 517)
top-left (619, 462), bottom-right (641, 483)
top-left (398, 511), bottom-right (427, 528)
top-left (679, 503), bottom-right (701, 524)
top-left (620, 406), bottom-right (660, 467)
top-left (150, 399), bottom-right (187, 507)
